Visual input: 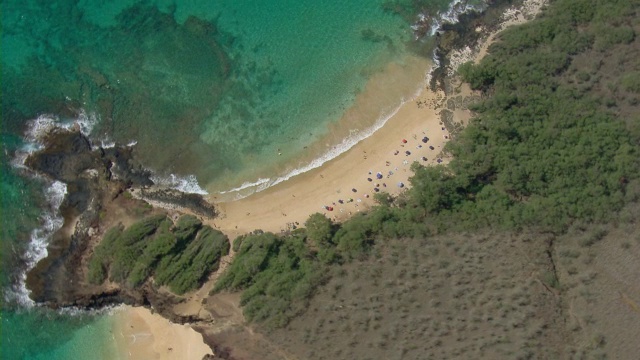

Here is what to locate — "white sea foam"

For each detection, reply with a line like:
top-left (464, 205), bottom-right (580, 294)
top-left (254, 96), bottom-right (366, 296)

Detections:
top-left (24, 114), bottom-right (59, 143)
top-left (75, 109), bottom-right (98, 135)
top-left (24, 110), bottom-right (99, 143)
top-left (56, 303), bottom-right (123, 317)
top-left (219, 178), bottom-right (271, 194)
top-left (97, 139), bottom-right (116, 149)
top-left (219, 99), bottom-right (408, 200)
top-left (16, 112), bottom-right (101, 169)
top-left (7, 180), bottom-right (67, 307)
top-left (151, 173), bottom-right (209, 195)
top-left (428, 0), bottom-right (483, 37)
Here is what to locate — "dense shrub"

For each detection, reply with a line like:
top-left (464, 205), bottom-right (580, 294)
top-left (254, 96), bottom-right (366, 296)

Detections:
top-left (87, 224), bottom-right (123, 285)
top-left (87, 215), bottom-right (229, 294)
top-left (621, 72), bottom-right (640, 94)
top-left (214, 232), bottom-right (326, 329)
top-left (216, 0), bottom-right (640, 330)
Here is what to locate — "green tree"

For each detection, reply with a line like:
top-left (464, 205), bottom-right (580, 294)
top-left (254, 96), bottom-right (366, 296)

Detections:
top-left (304, 213), bottom-right (335, 248)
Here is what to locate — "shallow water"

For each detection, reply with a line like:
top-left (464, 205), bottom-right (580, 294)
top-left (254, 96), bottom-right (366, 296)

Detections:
top-left (0, 307), bottom-right (121, 360)
top-left (1, 0), bottom-right (464, 358)
top-left (2, 0), bottom-right (444, 193)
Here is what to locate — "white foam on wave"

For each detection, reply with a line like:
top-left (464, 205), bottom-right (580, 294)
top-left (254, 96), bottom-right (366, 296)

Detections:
top-left (75, 109), bottom-right (98, 135)
top-left (14, 112), bottom-right (101, 170)
top-left (219, 99), bottom-right (408, 200)
top-left (24, 114), bottom-right (59, 143)
top-left (151, 173), bottom-right (209, 195)
top-left (97, 139), bottom-right (116, 149)
top-left (6, 180), bottom-right (67, 307)
top-left (24, 110), bottom-right (99, 143)
top-left (6, 112), bottom-right (95, 306)
top-left (56, 303), bottom-right (123, 317)
top-left (219, 177), bottom-right (271, 195)
top-left (429, 0), bottom-right (483, 37)
top-left (271, 102), bottom-right (405, 187)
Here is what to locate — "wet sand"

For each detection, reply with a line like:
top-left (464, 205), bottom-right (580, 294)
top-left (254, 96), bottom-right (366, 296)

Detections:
top-left (111, 306), bottom-right (213, 360)
top-left (113, 1), bottom-right (548, 356)
top-left (211, 80), bottom-right (452, 239)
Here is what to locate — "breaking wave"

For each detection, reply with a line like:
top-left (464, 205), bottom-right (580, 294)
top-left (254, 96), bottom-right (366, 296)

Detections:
top-left (5, 180), bottom-right (67, 307)
top-left (218, 99), bottom-right (407, 200)
top-left (150, 173), bottom-right (209, 195)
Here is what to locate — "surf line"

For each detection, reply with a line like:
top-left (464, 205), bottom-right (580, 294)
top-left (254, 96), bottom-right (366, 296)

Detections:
top-left (218, 98), bottom-right (408, 201)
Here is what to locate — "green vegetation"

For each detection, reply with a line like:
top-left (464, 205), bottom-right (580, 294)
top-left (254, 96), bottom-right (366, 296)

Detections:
top-left (87, 214), bottom-right (229, 294)
top-left (215, 0), bottom-right (640, 331)
top-left (213, 231), bottom-right (326, 329)
top-left (621, 72), bottom-right (640, 94)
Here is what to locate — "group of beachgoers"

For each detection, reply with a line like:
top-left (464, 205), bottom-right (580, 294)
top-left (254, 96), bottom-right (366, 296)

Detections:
top-left (321, 125), bottom-right (449, 220)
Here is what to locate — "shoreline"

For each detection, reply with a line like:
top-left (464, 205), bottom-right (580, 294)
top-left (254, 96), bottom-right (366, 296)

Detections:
top-left (111, 306), bottom-right (213, 359)
top-left (210, 80), bottom-right (452, 238)
top-left (207, 54), bottom-right (433, 202)
top-left (111, 0), bottom-right (550, 357)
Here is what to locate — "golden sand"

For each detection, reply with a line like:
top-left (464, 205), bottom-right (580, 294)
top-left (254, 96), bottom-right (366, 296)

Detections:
top-left (113, 0), bottom-right (549, 354)
top-left (111, 306), bottom-right (213, 360)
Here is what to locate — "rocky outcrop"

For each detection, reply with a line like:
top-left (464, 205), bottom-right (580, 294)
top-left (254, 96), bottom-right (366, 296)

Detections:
top-left (23, 128), bottom-right (216, 317)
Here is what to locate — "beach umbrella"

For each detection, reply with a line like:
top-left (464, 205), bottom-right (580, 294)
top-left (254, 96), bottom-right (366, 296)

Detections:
top-left (422, 136), bottom-right (429, 143)
top-left (376, 172), bottom-right (383, 179)
top-left (374, 188), bottom-right (380, 192)
top-left (397, 182), bottom-right (404, 188)
top-left (405, 151), bottom-right (411, 156)
top-left (429, 146), bottom-right (435, 150)
top-left (402, 139), bottom-right (407, 143)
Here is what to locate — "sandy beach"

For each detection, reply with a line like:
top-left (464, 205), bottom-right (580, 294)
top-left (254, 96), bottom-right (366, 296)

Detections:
top-left (111, 306), bottom-right (213, 359)
top-left (116, 56), bottom-right (455, 359)
top-left (113, 1), bottom-right (548, 357)
top-left (211, 76), bottom-right (452, 239)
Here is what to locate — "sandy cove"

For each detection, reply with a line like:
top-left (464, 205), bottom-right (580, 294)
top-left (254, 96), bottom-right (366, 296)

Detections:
top-left (115, 65), bottom-right (457, 360)
top-left (114, 1), bottom-right (550, 358)
top-left (117, 54), bottom-right (466, 360)
top-left (211, 78), bottom-right (453, 239)
top-left (111, 306), bottom-right (214, 359)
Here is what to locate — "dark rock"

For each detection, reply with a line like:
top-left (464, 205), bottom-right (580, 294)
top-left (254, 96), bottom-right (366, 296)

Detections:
top-left (23, 127), bottom-right (216, 311)
top-left (138, 187), bottom-right (217, 218)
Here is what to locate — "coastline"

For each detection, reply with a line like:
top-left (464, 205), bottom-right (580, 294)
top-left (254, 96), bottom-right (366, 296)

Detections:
top-left (211, 77), bottom-right (451, 238)
top-left (111, 306), bottom-right (213, 359)
top-left (207, 54), bottom-right (434, 202)
top-left (111, 0), bottom-right (549, 357)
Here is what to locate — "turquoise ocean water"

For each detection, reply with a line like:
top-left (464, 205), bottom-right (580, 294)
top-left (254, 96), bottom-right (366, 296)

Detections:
top-left (1, 0), bottom-right (471, 358)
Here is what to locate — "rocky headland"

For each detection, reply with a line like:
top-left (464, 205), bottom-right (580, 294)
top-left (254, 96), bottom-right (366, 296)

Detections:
top-left (20, 1), bottom-right (548, 359)
top-left (23, 127), bottom-right (218, 327)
